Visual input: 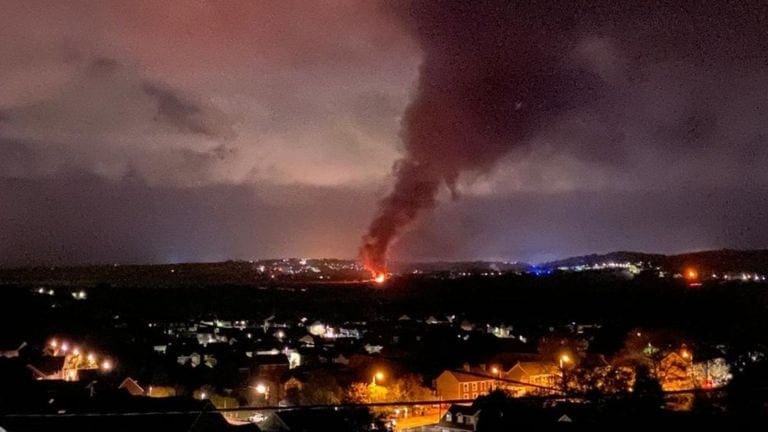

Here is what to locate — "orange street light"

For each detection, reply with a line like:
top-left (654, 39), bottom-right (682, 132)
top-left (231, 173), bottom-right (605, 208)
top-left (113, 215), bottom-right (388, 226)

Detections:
top-left (373, 371), bottom-right (385, 385)
top-left (72, 347), bottom-right (81, 356)
top-left (681, 349), bottom-right (692, 361)
top-left (49, 339), bottom-right (58, 349)
top-left (250, 383), bottom-right (270, 403)
top-left (559, 354), bottom-right (571, 368)
top-left (101, 360), bottom-right (113, 371)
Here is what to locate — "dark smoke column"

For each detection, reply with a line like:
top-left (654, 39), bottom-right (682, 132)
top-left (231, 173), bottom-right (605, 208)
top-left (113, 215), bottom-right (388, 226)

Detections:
top-left (360, 2), bottom-right (582, 277)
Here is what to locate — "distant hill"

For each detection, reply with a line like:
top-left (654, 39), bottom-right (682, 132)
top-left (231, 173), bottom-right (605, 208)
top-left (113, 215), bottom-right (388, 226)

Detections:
top-left (541, 251), bottom-right (666, 269)
top-left (542, 249), bottom-right (768, 273)
top-left (391, 261), bottom-right (531, 273)
top-left (664, 249), bottom-right (768, 273)
top-left (2, 250), bottom-right (767, 286)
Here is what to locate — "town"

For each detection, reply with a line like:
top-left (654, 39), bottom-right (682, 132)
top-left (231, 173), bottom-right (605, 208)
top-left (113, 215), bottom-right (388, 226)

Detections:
top-left (2, 251), bottom-right (768, 430)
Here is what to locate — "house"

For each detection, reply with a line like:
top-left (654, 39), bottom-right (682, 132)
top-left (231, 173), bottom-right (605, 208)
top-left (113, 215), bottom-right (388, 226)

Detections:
top-left (431, 404), bottom-right (481, 432)
top-left (435, 369), bottom-right (496, 400)
top-left (504, 361), bottom-right (561, 395)
top-left (332, 353), bottom-right (350, 365)
top-left (0, 341), bottom-right (28, 358)
top-left (177, 352), bottom-right (202, 367)
top-left (282, 376), bottom-right (304, 393)
top-left (254, 354), bottom-right (289, 374)
top-left (119, 377), bottom-right (146, 396)
top-left (657, 352), bottom-right (693, 391)
top-left (0, 395), bottom-right (259, 432)
top-left (298, 335), bottom-right (315, 347)
top-left (692, 357), bottom-right (731, 388)
top-left (27, 356), bottom-right (66, 380)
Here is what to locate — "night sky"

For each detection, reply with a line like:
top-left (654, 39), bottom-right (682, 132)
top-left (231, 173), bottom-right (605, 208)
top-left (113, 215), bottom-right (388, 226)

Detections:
top-left (1, 0), bottom-right (767, 266)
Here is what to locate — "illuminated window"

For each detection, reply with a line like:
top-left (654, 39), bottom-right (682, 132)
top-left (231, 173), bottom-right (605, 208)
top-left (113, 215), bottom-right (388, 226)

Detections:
top-left (472, 382), bottom-right (477, 391)
top-left (463, 383), bottom-right (469, 392)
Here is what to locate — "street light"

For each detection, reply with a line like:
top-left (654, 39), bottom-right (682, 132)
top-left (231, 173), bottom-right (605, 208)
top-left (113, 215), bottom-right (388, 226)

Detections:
top-left (490, 366), bottom-right (501, 390)
top-left (681, 349), bottom-right (692, 361)
top-left (251, 383), bottom-right (270, 404)
top-left (559, 354), bottom-right (572, 394)
top-left (101, 360), bottom-right (112, 371)
top-left (373, 371), bottom-right (384, 386)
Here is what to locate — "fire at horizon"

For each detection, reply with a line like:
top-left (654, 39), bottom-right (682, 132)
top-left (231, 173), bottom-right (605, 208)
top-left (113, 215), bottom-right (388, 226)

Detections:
top-left (374, 273), bottom-right (387, 284)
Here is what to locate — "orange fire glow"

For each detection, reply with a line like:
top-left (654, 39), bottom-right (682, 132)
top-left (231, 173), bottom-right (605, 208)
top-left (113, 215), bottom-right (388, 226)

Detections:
top-left (685, 268), bottom-right (698, 280)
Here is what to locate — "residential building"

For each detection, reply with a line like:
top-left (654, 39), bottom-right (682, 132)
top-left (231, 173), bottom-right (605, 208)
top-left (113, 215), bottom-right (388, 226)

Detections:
top-left (430, 404), bottom-right (481, 432)
top-left (435, 369), bottom-right (496, 400)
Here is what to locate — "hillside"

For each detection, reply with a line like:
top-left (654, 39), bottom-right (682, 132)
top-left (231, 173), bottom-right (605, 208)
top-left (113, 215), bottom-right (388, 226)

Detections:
top-left (542, 249), bottom-right (768, 274)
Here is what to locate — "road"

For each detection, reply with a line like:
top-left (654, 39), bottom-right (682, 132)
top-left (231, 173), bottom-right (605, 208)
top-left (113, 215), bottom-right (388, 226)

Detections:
top-left (393, 408), bottom-right (445, 431)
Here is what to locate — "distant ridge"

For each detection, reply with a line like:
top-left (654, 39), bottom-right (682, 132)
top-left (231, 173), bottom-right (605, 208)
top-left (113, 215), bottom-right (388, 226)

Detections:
top-left (541, 251), bottom-right (666, 269)
top-left (390, 261), bottom-right (531, 273)
top-left (542, 249), bottom-right (768, 273)
top-left (2, 249), bottom-right (767, 285)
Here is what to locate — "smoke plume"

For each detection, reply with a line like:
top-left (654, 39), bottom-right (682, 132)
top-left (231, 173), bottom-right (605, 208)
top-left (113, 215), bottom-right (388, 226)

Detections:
top-left (360, 2), bottom-right (589, 275)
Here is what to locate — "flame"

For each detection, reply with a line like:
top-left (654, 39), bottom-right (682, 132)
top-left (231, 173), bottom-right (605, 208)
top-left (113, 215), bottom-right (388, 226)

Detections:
top-left (361, 254), bottom-right (387, 284)
top-left (685, 268), bottom-right (698, 280)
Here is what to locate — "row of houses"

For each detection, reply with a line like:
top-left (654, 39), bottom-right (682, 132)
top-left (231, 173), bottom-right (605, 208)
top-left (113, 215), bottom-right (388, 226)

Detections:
top-left (435, 360), bottom-right (562, 401)
top-left (435, 349), bottom-right (733, 403)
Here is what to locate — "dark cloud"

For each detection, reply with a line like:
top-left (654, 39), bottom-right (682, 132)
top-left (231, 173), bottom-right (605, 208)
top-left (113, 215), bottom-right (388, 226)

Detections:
top-left (142, 82), bottom-right (229, 138)
top-left (0, 138), bottom-right (44, 178)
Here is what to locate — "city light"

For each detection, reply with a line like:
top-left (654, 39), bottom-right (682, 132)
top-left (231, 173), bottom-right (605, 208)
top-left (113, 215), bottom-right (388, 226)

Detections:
top-left (559, 354), bottom-right (571, 368)
top-left (72, 347), bottom-right (81, 356)
top-left (101, 360), bottom-right (113, 371)
top-left (255, 383), bottom-right (267, 394)
top-left (374, 273), bottom-right (386, 284)
top-left (61, 342), bottom-right (69, 353)
top-left (49, 339), bottom-right (57, 349)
